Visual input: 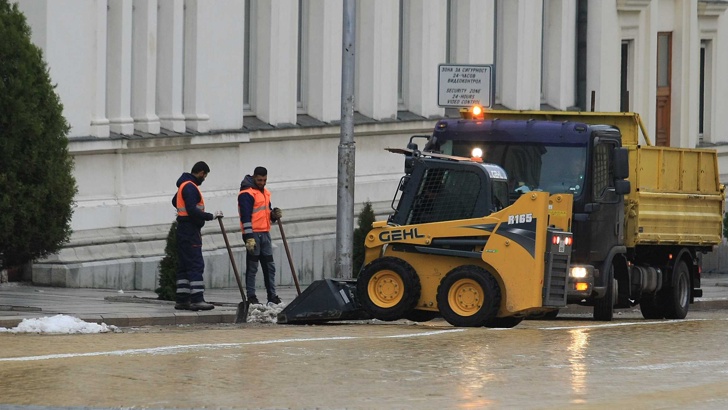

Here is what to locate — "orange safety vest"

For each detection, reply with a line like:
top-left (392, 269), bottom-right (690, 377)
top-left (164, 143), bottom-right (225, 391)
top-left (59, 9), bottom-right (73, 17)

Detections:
top-left (239, 187), bottom-right (271, 232)
top-left (176, 180), bottom-right (205, 216)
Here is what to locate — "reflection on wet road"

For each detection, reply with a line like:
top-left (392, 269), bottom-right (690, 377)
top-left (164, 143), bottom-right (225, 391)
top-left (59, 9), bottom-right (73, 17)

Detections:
top-left (2, 315), bottom-right (728, 409)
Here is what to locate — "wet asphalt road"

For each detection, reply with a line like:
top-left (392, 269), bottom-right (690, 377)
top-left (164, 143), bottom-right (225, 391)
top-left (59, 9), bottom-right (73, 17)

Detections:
top-left (2, 309), bottom-right (728, 410)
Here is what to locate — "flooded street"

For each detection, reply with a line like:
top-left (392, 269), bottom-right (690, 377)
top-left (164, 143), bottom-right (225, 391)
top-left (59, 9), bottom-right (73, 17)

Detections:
top-left (2, 312), bottom-right (728, 409)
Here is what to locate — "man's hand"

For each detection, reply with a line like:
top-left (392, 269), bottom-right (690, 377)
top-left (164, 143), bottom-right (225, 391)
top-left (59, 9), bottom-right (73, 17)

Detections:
top-left (245, 238), bottom-right (256, 252)
top-left (215, 210), bottom-right (224, 219)
top-left (273, 208), bottom-right (283, 219)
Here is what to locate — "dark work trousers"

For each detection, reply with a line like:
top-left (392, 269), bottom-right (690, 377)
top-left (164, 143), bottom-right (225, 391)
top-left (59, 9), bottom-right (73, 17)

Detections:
top-left (245, 231), bottom-right (277, 301)
top-left (176, 222), bottom-right (206, 303)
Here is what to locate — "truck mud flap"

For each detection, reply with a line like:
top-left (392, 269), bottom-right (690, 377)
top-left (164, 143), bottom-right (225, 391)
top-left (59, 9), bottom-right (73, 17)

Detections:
top-left (277, 279), bottom-right (371, 324)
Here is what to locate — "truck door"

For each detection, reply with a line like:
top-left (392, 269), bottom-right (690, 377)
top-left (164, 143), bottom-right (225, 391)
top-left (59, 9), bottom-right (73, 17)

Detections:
top-left (588, 138), bottom-right (625, 274)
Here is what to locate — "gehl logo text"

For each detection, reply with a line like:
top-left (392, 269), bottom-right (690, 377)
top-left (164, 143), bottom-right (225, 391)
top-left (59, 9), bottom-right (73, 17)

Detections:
top-left (379, 228), bottom-right (425, 242)
top-left (508, 213), bottom-right (533, 224)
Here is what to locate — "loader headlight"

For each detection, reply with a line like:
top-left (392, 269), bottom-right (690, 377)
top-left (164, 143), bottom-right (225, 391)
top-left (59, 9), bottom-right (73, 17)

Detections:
top-left (570, 266), bottom-right (588, 278)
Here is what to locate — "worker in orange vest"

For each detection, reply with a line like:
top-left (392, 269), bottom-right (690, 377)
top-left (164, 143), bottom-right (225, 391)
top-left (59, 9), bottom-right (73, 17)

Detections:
top-left (238, 166), bottom-right (283, 305)
top-left (172, 161), bottom-right (217, 311)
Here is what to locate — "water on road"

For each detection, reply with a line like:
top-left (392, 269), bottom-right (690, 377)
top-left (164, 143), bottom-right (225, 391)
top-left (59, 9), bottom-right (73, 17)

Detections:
top-left (2, 314), bottom-right (728, 409)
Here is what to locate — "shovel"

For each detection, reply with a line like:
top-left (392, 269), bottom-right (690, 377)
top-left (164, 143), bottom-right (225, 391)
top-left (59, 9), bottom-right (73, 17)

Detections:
top-left (218, 216), bottom-right (250, 323)
top-left (277, 218), bottom-right (302, 295)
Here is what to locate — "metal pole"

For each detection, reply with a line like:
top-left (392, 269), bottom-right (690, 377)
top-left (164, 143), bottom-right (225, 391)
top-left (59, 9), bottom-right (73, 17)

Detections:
top-left (336, 0), bottom-right (356, 279)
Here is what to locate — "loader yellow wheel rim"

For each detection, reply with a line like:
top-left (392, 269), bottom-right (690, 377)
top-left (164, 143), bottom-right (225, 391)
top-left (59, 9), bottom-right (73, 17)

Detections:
top-left (368, 270), bottom-right (404, 308)
top-left (448, 278), bottom-right (483, 317)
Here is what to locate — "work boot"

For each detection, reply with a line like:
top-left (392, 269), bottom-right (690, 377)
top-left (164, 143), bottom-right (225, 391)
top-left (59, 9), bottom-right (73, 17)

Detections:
top-left (268, 295), bottom-right (282, 305)
top-left (174, 302), bottom-right (191, 310)
top-left (189, 301), bottom-right (215, 311)
top-left (247, 295), bottom-right (260, 305)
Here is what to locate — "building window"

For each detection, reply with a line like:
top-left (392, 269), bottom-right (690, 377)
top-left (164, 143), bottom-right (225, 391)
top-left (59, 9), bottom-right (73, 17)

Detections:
top-left (620, 41), bottom-right (630, 112)
top-left (699, 40), bottom-right (707, 140)
top-left (398, 0), bottom-right (406, 108)
top-left (297, 0), bottom-right (307, 114)
top-left (243, 0), bottom-right (253, 114)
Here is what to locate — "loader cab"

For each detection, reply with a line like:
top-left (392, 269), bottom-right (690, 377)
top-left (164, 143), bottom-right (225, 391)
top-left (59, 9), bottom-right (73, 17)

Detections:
top-left (388, 155), bottom-right (509, 226)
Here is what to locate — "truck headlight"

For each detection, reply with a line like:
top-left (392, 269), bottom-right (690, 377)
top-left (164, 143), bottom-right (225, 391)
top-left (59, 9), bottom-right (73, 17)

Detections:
top-left (570, 266), bottom-right (588, 278)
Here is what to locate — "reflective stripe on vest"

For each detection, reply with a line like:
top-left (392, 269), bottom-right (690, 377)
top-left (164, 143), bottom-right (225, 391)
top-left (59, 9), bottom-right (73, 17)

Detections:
top-left (239, 187), bottom-right (271, 233)
top-left (176, 180), bottom-right (205, 217)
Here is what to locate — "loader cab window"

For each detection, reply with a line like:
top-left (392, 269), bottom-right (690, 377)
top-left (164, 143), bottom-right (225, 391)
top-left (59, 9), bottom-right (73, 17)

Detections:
top-left (407, 168), bottom-right (481, 224)
top-left (593, 141), bottom-right (618, 202)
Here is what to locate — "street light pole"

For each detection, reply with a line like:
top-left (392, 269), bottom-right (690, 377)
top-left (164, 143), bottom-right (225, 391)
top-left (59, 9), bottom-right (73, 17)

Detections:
top-left (335, 0), bottom-right (356, 278)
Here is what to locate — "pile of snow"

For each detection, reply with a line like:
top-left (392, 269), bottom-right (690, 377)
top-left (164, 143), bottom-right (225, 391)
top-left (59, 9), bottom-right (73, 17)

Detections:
top-left (247, 302), bottom-right (285, 323)
top-left (0, 314), bottom-right (118, 334)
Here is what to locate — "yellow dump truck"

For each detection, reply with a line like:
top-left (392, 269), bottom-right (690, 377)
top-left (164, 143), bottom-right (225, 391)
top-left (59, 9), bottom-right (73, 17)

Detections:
top-left (424, 109), bottom-right (725, 321)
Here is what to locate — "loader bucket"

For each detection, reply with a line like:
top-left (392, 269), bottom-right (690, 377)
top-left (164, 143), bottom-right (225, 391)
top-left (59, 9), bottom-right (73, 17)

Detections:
top-left (277, 279), bottom-right (371, 324)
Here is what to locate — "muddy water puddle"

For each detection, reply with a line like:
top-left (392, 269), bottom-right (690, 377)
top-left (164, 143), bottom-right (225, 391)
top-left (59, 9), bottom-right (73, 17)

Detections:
top-left (2, 318), bottom-right (728, 409)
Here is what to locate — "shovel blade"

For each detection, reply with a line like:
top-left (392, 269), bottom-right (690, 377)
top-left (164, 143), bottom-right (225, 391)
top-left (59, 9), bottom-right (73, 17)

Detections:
top-left (235, 301), bottom-right (250, 323)
top-left (276, 279), bottom-right (370, 324)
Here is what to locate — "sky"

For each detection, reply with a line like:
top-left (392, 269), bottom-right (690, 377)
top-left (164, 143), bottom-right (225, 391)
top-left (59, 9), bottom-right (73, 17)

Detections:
top-left (0, 303), bottom-right (286, 334)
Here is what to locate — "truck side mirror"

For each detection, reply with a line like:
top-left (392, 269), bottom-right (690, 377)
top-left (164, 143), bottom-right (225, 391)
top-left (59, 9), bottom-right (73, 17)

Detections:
top-left (613, 147), bottom-right (629, 180)
top-left (614, 179), bottom-right (631, 195)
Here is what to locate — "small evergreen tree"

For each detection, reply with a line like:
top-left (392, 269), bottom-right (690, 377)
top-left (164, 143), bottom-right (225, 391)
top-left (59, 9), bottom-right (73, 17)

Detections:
top-left (723, 213), bottom-right (728, 240)
top-left (352, 201), bottom-right (376, 277)
top-left (156, 222), bottom-right (178, 300)
top-left (0, 0), bottom-right (77, 270)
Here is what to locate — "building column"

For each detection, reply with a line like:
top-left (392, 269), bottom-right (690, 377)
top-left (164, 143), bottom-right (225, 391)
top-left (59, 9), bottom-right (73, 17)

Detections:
top-left (672, 0), bottom-right (700, 148)
top-left (499, 0), bottom-right (543, 110)
top-left (183, 0), bottom-right (210, 132)
top-left (305, 0), bottom-right (343, 123)
top-left (543, 0), bottom-right (577, 110)
top-left (156, 0), bottom-right (185, 132)
top-left (586, 0), bottom-right (621, 112)
top-left (131, 0), bottom-right (160, 134)
top-left (90, 0), bottom-right (110, 138)
top-left (356, 0), bottom-right (399, 120)
top-left (450, 0), bottom-right (494, 64)
top-left (403, 0), bottom-right (446, 118)
top-left (107, 0), bottom-right (135, 135)
top-left (252, 0), bottom-right (298, 126)
top-left (698, 1), bottom-right (728, 145)
top-left (618, 0), bottom-right (656, 142)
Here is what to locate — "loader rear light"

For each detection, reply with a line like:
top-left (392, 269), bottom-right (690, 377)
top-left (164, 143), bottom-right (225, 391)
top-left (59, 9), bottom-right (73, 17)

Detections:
top-left (552, 234), bottom-right (573, 246)
top-left (575, 282), bottom-right (589, 291)
top-left (564, 236), bottom-right (573, 246)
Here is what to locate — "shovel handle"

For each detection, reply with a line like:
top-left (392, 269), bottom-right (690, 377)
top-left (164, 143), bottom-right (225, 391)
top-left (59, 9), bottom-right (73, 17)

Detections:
top-left (218, 217), bottom-right (247, 302)
top-left (277, 218), bottom-right (302, 295)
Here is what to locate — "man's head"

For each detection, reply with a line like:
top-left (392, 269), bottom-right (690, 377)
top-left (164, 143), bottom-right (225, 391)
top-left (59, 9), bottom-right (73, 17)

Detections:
top-left (253, 166), bottom-right (268, 189)
top-left (191, 161), bottom-right (210, 184)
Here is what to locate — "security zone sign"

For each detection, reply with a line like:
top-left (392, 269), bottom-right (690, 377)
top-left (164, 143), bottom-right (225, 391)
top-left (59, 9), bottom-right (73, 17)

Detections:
top-left (438, 64), bottom-right (493, 108)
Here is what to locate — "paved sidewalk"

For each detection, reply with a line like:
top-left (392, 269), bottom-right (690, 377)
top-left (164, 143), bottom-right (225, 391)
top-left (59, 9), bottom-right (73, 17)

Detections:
top-left (2, 274), bottom-right (728, 329)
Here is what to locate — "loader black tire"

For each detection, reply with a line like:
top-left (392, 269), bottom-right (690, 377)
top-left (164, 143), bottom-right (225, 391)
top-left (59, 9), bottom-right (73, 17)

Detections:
top-left (356, 257), bottom-right (421, 321)
top-left (484, 316), bottom-right (524, 328)
top-left (663, 260), bottom-right (690, 319)
top-left (436, 265), bottom-right (500, 327)
top-left (405, 310), bottom-right (439, 322)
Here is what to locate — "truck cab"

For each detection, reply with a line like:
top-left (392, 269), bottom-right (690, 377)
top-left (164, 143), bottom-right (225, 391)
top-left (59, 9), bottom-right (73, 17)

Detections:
top-left (424, 116), bottom-right (631, 316)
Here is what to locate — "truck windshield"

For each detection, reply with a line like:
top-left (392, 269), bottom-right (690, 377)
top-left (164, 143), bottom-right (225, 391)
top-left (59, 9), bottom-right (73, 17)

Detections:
top-left (440, 140), bottom-right (587, 196)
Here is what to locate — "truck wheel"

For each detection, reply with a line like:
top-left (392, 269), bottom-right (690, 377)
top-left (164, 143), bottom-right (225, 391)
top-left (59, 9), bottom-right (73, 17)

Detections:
top-left (436, 266), bottom-right (500, 327)
top-left (356, 257), bottom-right (421, 321)
top-left (639, 295), bottom-right (665, 319)
top-left (405, 310), bottom-right (439, 322)
top-left (593, 266), bottom-right (616, 321)
top-left (484, 316), bottom-right (524, 328)
top-left (663, 260), bottom-right (690, 319)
